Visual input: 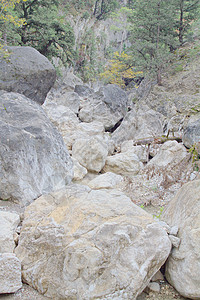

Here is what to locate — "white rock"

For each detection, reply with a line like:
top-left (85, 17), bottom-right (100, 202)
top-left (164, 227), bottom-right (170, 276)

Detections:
top-left (164, 180), bottom-right (200, 299)
top-left (0, 211), bottom-right (20, 253)
top-left (88, 172), bottom-right (123, 189)
top-left (15, 185), bottom-right (171, 300)
top-left (104, 151), bottom-right (143, 175)
top-left (168, 235), bottom-right (181, 248)
top-left (112, 107), bottom-right (164, 145)
top-left (169, 225), bottom-right (179, 236)
top-left (72, 157), bottom-right (88, 181)
top-left (0, 253), bottom-right (22, 293)
top-left (147, 282), bottom-right (160, 293)
top-left (121, 142), bottom-right (148, 163)
top-left (77, 121), bottom-right (105, 136)
top-left (145, 141), bottom-right (190, 186)
top-left (72, 137), bottom-right (108, 173)
top-left (147, 141), bottom-right (189, 168)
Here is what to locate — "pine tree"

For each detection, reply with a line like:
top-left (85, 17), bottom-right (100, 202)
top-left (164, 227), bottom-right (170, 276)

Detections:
top-left (129, 0), bottom-right (178, 85)
top-left (9, 0), bottom-right (75, 65)
top-left (175, 0), bottom-right (200, 44)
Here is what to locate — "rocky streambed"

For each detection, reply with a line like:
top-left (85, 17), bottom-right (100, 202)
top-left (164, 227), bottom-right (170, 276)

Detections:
top-left (0, 46), bottom-right (200, 300)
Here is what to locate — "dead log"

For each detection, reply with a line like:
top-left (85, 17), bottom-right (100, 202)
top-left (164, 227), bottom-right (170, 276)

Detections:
top-left (133, 136), bottom-right (182, 146)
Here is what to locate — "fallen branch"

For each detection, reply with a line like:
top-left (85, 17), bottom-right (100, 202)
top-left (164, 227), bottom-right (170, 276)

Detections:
top-left (133, 135), bottom-right (182, 146)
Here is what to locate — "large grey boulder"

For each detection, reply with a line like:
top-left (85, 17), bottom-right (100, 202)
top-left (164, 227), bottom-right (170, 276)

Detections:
top-left (163, 180), bottom-right (200, 299)
top-left (44, 90), bottom-right (81, 114)
top-left (74, 84), bottom-right (94, 97)
top-left (15, 185), bottom-right (171, 299)
top-left (0, 211), bottom-right (20, 253)
top-left (183, 116), bottom-right (200, 155)
top-left (145, 140), bottom-right (190, 187)
top-left (0, 92), bottom-right (73, 206)
top-left (79, 84), bottom-right (128, 130)
top-left (0, 253), bottom-right (22, 294)
top-left (0, 46), bottom-right (56, 104)
top-left (112, 107), bottom-right (163, 145)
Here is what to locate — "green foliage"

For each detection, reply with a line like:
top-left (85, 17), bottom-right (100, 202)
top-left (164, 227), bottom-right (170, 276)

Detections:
top-left (3, 0), bottom-right (75, 65)
top-left (75, 29), bottom-right (101, 82)
top-left (100, 51), bottom-right (143, 87)
top-left (0, 0), bottom-right (26, 55)
top-left (175, 0), bottom-right (200, 44)
top-left (93, 0), bottom-right (119, 20)
top-left (153, 206), bottom-right (164, 220)
top-left (129, 0), bottom-right (178, 84)
top-left (189, 143), bottom-right (199, 163)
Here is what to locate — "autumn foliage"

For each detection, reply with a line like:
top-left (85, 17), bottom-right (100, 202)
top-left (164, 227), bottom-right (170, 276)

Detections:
top-left (100, 51), bottom-right (143, 88)
top-left (0, 0), bottom-right (26, 26)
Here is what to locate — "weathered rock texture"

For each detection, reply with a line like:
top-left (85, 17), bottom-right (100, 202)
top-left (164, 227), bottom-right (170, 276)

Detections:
top-left (0, 46), bottom-right (56, 104)
top-left (0, 253), bottom-right (22, 293)
top-left (88, 172), bottom-right (123, 190)
top-left (0, 92), bottom-right (73, 205)
top-left (183, 116), bottom-right (200, 155)
top-left (104, 151), bottom-right (143, 176)
top-left (145, 141), bottom-right (190, 187)
top-left (16, 185), bottom-right (171, 300)
top-left (72, 137), bottom-right (108, 172)
top-left (112, 107), bottom-right (163, 145)
top-left (164, 180), bottom-right (200, 299)
top-left (79, 84), bottom-right (128, 130)
top-left (0, 211), bottom-right (20, 253)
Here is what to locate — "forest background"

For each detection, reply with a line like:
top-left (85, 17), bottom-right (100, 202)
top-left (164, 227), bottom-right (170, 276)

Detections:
top-left (0, 0), bottom-right (200, 86)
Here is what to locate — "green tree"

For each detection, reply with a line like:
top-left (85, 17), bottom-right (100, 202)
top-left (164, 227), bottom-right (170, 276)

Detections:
top-left (13, 0), bottom-right (75, 64)
top-left (93, 0), bottom-right (119, 19)
top-left (175, 0), bottom-right (200, 44)
top-left (0, 0), bottom-right (26, 50)
top-left (129, 0), bottom-right (178, 85)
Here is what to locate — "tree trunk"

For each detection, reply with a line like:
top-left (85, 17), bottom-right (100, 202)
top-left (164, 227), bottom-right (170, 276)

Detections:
top-left (179, 0), bottom-right (184, 44)
top-left (93, 0), bottom-right (99, 15)
top-left (156, 1), bottom-right (162, 85)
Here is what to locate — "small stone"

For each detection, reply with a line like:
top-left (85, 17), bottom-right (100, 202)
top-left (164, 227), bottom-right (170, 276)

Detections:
top-left (158, 221), bottom-right (170, 233)
top-left (148, 282), bottom-right (161, 293)
top-left (169, 225), bottom-right (179, 236)
top-left (169, 235), bottom-right (181, 248)
top-left (190, 173), bottom-right (197, 181)
top-left (151, 270), bottom-right (164, 282)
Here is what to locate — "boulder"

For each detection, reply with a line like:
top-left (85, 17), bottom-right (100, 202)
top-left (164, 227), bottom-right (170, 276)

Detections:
top-left (43, 104), bottom-right (80, 149)
top-left (112, 107), bottom-right (163, 145)
top-left (103, 151), bottom-right (143, 176)
top-left (121, 141), bottom-right (148, 163)
top-left (0, 253), bottom-right (22, 294)
top-left (55, 91), bottom-right (81, 114)
top-left (145, 140), bottom-right (190, 187)
top-left (88, 172), bottom-right (123, 189)
top-left (72, 157), bottom-right (88, 181)
top-left (15, 185), bottom-right (171, 299)
top-left (74, 84), bottom-right (94, 97)
top-left (0, 211), bottom-right (20, 253)
top-left (44, 88), bottom-right (81, 114)
top-left (0, 92), bottom-right (73, 205)
top-left (60, 70), bottom-right (83, 92)
top-left (163, 180), bottom-right (200, 299)
top-left (183, 116), bottom-right (200, 155)
top-left (0, 46), bottom-right (56, 105)
top-left (79, 84), bottom-right (128, 130)
top-left (72, 137), bottom-right (108, 173)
